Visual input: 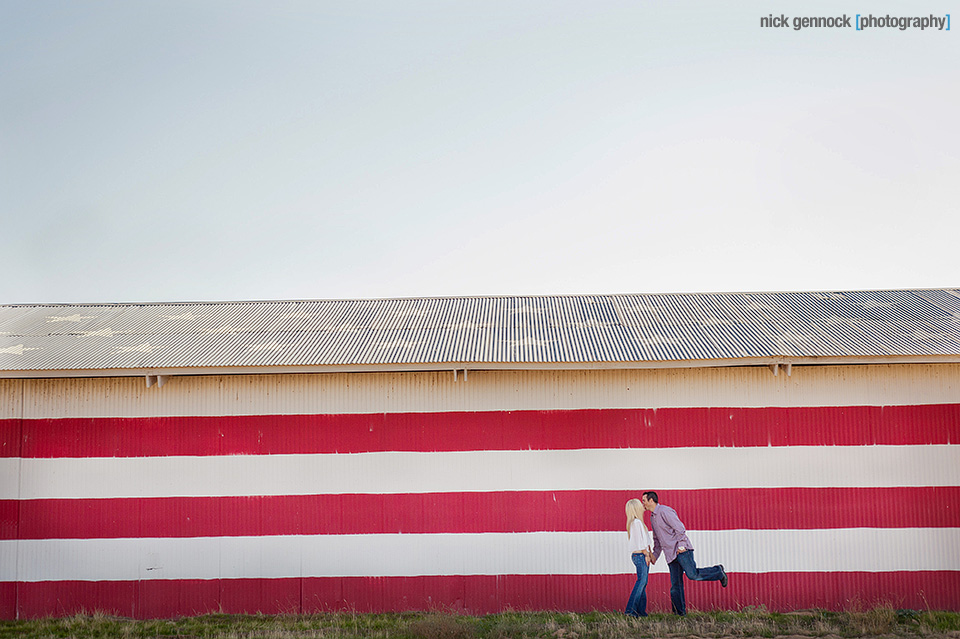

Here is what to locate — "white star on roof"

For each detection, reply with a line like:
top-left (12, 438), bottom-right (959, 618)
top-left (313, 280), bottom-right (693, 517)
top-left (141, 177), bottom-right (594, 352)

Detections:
top-left (447, 321), bottom-right (486, 330)
top-left (0, 344), bottom-right (41, 356)
top-left (78, 328), bottom-right (120, 337)
top-left (113, 343), bottom-right (160, 354)
top-left (46, 314), bottom-right (96, 323)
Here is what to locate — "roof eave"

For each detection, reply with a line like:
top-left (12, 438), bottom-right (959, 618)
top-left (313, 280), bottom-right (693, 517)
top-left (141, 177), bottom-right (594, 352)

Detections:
top-left (3, 354), bottom-right (960, 380)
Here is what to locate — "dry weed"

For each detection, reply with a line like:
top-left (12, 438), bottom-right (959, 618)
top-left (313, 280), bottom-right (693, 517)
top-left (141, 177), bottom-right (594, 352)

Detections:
top-left (407, 613), bottom-right (475, 639)
top-left (2, 609), bottom-right (960, 639)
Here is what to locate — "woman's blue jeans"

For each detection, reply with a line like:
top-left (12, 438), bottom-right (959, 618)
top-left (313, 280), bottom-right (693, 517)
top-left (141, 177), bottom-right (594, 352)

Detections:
top-left (625, 553), bottom-right (649, 617)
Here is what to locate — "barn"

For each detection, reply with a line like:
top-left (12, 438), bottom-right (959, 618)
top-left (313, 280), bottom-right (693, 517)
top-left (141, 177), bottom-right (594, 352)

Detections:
top-left (1, 289), bottom-right (959, 619)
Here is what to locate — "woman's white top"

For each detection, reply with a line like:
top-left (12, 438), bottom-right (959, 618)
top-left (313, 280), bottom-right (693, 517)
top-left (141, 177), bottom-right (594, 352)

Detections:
top-left (628, 518), bottom-right (652, 554)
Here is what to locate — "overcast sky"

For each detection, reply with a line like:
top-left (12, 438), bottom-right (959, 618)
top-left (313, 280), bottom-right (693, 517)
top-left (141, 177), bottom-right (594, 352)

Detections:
top-left (2, 1), bottom-right (957, 304)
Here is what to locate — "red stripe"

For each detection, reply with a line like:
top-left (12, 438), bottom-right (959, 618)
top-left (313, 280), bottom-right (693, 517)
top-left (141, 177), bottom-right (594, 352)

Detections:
top-left (0, 500), bottom-right (17, 540)
top-left (0, 582), bottom-right (13, 620)
top-left (17, 404), bottom-right (960, 458)
top-left (0, 419), bottom-right (19, 458)
top-left (10, 486), bottom-right (959, 540)
top-left (0, 417), bottom-right (17, 541)
top-left (9, 571), bottom-right (960, 619)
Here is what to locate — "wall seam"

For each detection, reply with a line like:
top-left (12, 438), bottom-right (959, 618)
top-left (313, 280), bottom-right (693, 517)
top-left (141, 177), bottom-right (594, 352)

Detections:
top-left (15, 379), bottom-right (23, 619)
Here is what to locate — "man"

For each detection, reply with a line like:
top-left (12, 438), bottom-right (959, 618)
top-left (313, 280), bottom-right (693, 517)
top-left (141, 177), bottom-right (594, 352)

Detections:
top-left (641, 491), bottom-right (727, 615)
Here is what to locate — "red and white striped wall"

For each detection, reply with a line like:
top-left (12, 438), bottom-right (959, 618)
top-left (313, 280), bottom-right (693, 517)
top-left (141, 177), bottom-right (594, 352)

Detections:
top-left (1, 364), bottom-right (959, 618)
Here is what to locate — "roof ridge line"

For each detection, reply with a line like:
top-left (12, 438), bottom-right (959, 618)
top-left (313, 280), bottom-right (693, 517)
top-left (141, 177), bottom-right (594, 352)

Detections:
top-left (3, 287), bottom-right (960, 308)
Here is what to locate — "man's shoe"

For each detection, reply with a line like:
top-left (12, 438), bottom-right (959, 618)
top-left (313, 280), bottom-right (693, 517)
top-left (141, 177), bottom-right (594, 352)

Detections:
top-left (719, 565), bottom-right (728, 588)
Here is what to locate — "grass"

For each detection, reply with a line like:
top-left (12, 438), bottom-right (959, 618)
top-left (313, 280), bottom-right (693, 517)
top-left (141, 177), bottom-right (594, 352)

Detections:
top-left (1, 608), bottom-right (958, 639)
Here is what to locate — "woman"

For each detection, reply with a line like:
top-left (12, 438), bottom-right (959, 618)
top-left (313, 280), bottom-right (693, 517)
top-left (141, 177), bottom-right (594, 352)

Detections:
top-left (624, 498), bottom-right (653, 617)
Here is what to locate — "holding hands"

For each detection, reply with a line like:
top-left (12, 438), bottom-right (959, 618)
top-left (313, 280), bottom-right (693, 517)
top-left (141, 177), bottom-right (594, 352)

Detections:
top-left (643, 547), bottom-right (653, 566)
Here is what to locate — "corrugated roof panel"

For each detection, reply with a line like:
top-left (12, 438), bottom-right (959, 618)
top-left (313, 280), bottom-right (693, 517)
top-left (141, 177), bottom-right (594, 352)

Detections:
top-left (685, 295), bottom-right (753, 360)
top-left (699, 295), bottom-right (777, 358)
top-left (655, 296), bottom-right (728, 361)
top-left (761, 294), bottom-right (847, 358)
top-left (914, 289), bottom-right (960, 318)
top-left (2, 289), bottom-right (960, 373)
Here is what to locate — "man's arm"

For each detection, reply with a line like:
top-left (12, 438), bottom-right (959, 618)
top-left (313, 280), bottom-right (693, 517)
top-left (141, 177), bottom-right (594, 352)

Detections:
top-left (660, 506), bottom-right (689, 552)
top-left (659, 507), bottom-right (686, 537)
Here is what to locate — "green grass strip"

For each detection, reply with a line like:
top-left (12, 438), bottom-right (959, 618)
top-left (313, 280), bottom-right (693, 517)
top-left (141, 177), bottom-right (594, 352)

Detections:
top-left (1, 608), bottom-right (959, 639)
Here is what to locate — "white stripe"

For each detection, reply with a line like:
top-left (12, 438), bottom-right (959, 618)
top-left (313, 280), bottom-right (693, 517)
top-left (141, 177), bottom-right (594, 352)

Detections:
top-left (4, 529), bottom-right (959, 582)
top-left (0, 458), bottom-right (18, 500)
top-left (13, 364), bottom-right (960, 418)
top-left (7, 445), bottom-right (959, 500)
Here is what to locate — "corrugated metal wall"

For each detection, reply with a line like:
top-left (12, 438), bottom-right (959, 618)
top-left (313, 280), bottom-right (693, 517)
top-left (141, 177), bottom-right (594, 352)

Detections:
top-left (1, 365), bottom-right (958, 618)
top-left (0, 380), bottom-right (19, 619)
top-left (6, 363), bottom-right (960, 418)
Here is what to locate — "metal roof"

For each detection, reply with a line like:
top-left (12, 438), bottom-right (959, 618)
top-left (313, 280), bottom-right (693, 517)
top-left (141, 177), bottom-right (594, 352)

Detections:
top-left (2, 289), bottom-right (960, 377)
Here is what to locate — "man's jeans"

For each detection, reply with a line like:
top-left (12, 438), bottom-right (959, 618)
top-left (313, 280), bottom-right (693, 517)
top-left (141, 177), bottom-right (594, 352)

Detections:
top-left (625, 553), bottom-right (649, 617)
top-left (668, 550), bottom-right (724, 615)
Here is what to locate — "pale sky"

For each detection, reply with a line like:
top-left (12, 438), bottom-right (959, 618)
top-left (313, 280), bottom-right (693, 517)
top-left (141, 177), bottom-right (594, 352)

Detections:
top-left (2, 1), bottom-right (957, 304)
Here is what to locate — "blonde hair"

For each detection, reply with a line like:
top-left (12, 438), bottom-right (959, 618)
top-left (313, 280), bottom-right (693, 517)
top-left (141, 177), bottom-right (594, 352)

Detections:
top-left (625, 498), bottom-right (646, 538)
